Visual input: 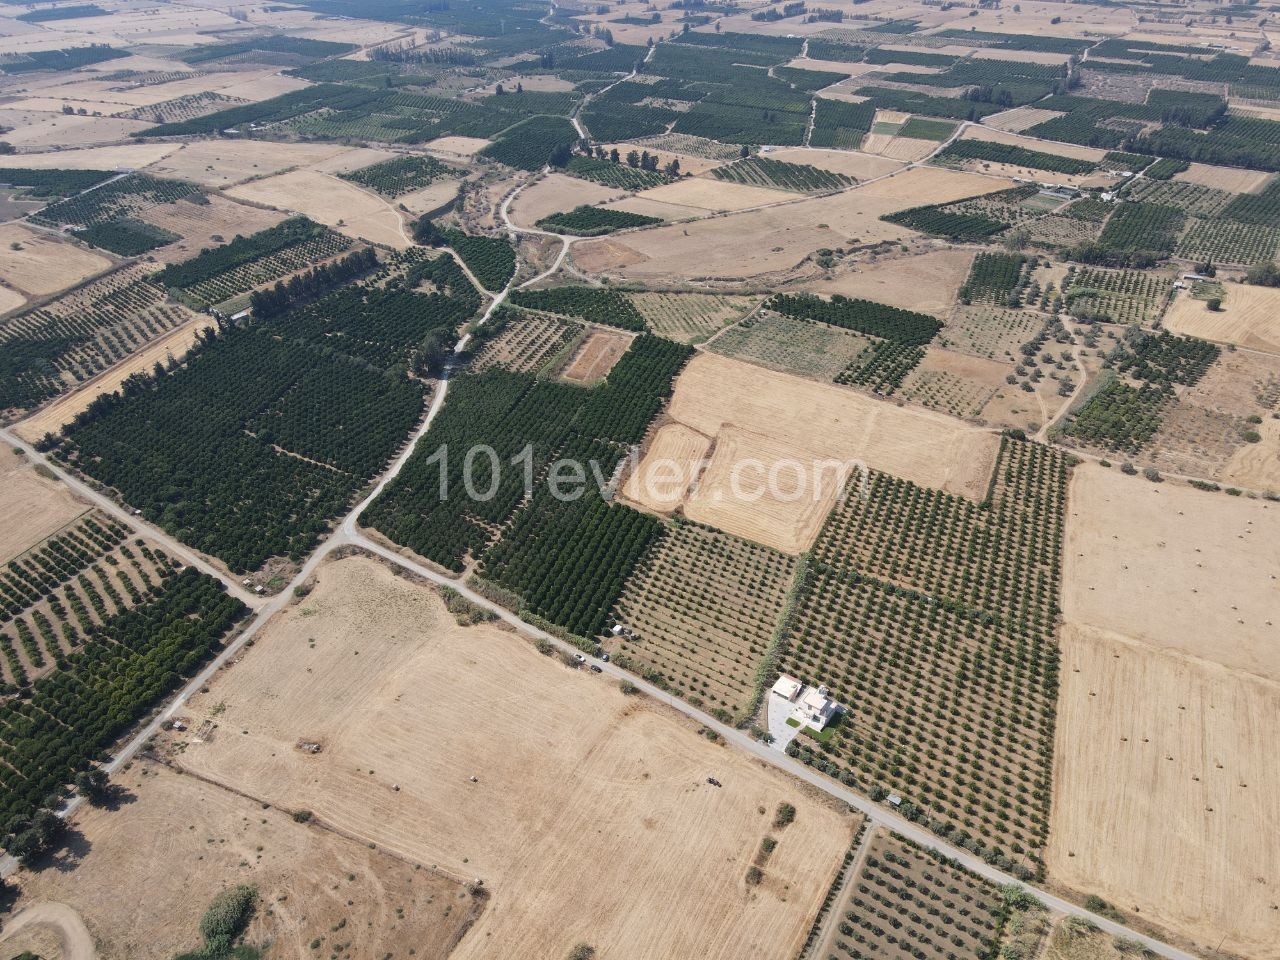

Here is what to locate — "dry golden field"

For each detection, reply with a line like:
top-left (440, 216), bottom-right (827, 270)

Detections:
top-left (764, 148), bottom-right (904, 180)
top-left (140, 194), bottom-right (287, 265)
top-left (144, 141), bottom-right (355, 188)
top-left (635, 177), bottom-right (796, 213)
top-left (227, 170), bottom-right (411, 249)
top-left (0, 445), bottom-right (87, 563)
top-left (1172, 163), bottom-right (1273, 193)
top-left (0, 142), bottom-right (180, 171)
top-left (1163, 283), bottom-right (1280, 355)
top-left (1063, 463), bottom-right (1280, 682)
top-left (1049, 623), bottom-right (1280, 960)
top-left (0, 224), bottom-right (111, 298)
top-left (508, 172), bottom-right (625, 227)
top-left (14, 763), bottom-right (477, 960)
top-left (813, 247), bottom-right (975, 318)
top-left (622, 421), bottom-right (712, 514)
top-left (560, 327), bottom-right (633, 384)
top-left (174, 556), bottom-right (855, 960)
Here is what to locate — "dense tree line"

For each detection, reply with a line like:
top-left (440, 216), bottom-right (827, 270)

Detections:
top-left (156, 217), bottom-right (327, 291)
top-left (249, 247), bottom-right (378, 318)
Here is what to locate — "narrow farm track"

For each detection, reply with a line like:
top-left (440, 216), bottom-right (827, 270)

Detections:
top-left (0, 164), bottom-right (1205, 960)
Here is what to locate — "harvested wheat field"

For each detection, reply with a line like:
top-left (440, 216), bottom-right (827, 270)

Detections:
top-left (683, 426), bottom-right (847, 553)
top-left (0, 446), bottom-right (86, 563)
top-left (509, 172), bottom-right (625, 227)
top-left (14, 762), bottom-right (477, 960)
top-left (0, 114), bottom-right (149, 150)
top-left (1222, 414), bottom-right (1280, 492)
top-left (1163, 283), bottom-right (1280, 354)
top-left (0, 285), bottom-right (27, 314)
top-left (140, 194), bottom-right (287, 265)
top-left (145, 140), bottom-right (354, 188)
top-left (622, 421), bottom-right (711, 513)
top-left (227, 170), bottom-right (411, 249)
top-left (14, 316), bottom-right (212, 444)
top-left (982, 106), bottom-right (1067, 132)
top-left (577, 168), bottom-right (1010, 280)
top-left (426, 135), bottom-right (491, 156)
top-left (1172, 163), bottom-right (1273, 193)
top-left (764, 148), bottom-right (904, 180)
top-left (1049, 622), bottom-right (1280, 960)
top-left (175, 555), bottom-right (854, 960)
top-left (813, 246), bottom-right (975, 318)
top-left (1063, 463), bottom-right (1280, 682)
top-left (634, 353), bottom-right (999, 550)
top-left (636, 177), bottom-right (792, 213)
top-left (560, 327), bottom-right (633, 384)
top-left (0, 224), bottom-right (111, 298)
top-left (0, 142), bottom-right (180, 171)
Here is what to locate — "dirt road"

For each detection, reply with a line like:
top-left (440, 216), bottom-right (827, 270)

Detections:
top-left (1, 901), bottom-right (95, 960)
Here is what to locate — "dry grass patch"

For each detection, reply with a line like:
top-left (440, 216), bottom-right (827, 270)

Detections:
top-left (621, 421), bottom-right (711, 514)
top-left (0, 224), bottom-right (111, 298)
top-left (176, 555), bottom-right (855, 960)
top-left (15, 762), bottom-right (476, 960)
top-left (636, 177), bottom-right (792, 213)
top-left (0, 142), bottom-right (180, 171)
top-left (145, 140), bottom-right (353, 188)
top-left (960, 124), bottom-right (1107, 162)
top-left (1063, 463), bottom-right (1280, 681)
top-left (426, 135), bottom-right (491, 155)
top-left (560, 326), bottom-right (633, 384)
top-left (764, 148), bottom-right (904, 180)
top-left (0, 446), bottom-right (86, 564)
top-left (227, 169), bottom-right (410, 248)
top-left (1163, 283), bottom-right (1280, 355)
top-left (982, 106), bottom-right (1067, 132)
top-left (0, 114), bottom-right (150, 150)
top-left (508, 172), bottom-right (625, 227)
top-left (940, 304), bottom-right (1045, 360)
top-left (711, 310), bottom-right (871, 382)
top-left (1049, 622), bottom-right (1280, 960)
top-left (139, 194), bottom-right (287, 265)
top-left (607, 523), bottom-right (798, 717)
top-left (1172, 163), bottom-right (1273, 193)
top-left (815, 247), bottom-right (974, 319)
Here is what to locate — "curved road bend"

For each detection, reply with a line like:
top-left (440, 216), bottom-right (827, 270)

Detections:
top-left (0, 179), bottom-right (1202, 960)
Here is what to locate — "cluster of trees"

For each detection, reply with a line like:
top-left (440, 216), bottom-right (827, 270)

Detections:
top-left (157, 217), bottom-right (326, 291)
top-left (0, 569), bottom-right (247, 856)
top-left (768, 293), bottom-right (942, 346)
top-left (249, 247), bottom-right (378, 318)
top-left (579, 142), bottom-right (682, 176)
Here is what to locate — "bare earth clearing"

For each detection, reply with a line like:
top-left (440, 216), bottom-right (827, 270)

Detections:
top-left (1049, 623), bottom-right (1280, 960)
top-left (508, 172), bottom-right (625, 227)
top-left (145, 140), bottom-right (356, 188)
top-left (174, 556), bottom-right (855, 960)
top-left (13, 763), bottom-right (476, 960)
top-left (813, 246), bottom-right (975, 318)
top-left (1063, 463), bottom-right (1280, 682)
top-left (1163, 283), bottom-right (1280, 355)
top-left (1172, 163), bottom-right (1272, 193)
top-left (0, 445), bottom-right (87, 563)
top-left (227, 170), bottom-right (411, 249)
top-left (560, 327), bottom-right (633, 384)
top-left (0, 224), bottom-right (111, 297)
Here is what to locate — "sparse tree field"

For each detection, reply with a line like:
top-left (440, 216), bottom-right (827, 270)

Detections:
top-left (939, 306), bottom-right (1046, 361)
top-left (710, 310), bottom-right (872, 382)
top-left (785, 437), bottom-right (1070, 875)
top-left (470, 309), bottom-right (582, 374)
top-left (625, 291), bottom-right (761, 344)
top-left (606, 523), bottom-right (799, 718)
top-left (169, 555), bottom-right (857, 960)
top-left (822, 830), bottom-right (1007, 960)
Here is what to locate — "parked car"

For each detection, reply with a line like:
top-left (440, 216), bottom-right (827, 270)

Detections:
top-left (590, 664), bottom-right (602, 673)
top-left (573, 653), bottom-right (586, 664)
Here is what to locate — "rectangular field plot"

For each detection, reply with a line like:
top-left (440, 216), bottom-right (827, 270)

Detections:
top-left (783, 437), bottom-right (1070, 871)
top-left (470, 309), bottom-right (581, 375)
top-left (824, 831), bottom-right (1005, 960)
top-left (626, 291), bottom-right (760, 343)
top-left (709, 156), bottom-right (857, 194)
top-left (939, 306), bottom-right (1045, 361)
top-left (1175, 216), bottom-right (1280, 266)
top-left (1062, 266), bottom-right (1170, 325)
top-left (711, 311), bottom-right (871, 381)
top-left (607, 523), bottom-right (798, 718)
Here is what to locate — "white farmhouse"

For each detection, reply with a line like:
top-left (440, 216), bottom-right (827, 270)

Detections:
top-left (795, 685), bottom-right (839, 731)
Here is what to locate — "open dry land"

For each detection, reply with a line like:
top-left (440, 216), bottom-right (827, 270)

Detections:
top-left (0, 224), bottom-right (111, 298)
top-left (560, 327), bottom-right (633, 384)
top-left (144, 140), bottom-right (356, 189)
top-left (0, 142), bottom-right (180, 171)
top-left (12, 762), bottom-right (478, 960)
top-left (508, 172), bottom-right (625, 227)
top-left (140, 194), bottom-right (287, 265)
top-left (1163, 283), bottom-right (1280, 355)
top-left (635, 177), bottom-right (793, 213)
top-left (813, 247), bottom-right (975, 318)
top-left (763, 148), bottom-right (904, 180)
top-left (622, 421), bottom-right (712, 514)
top-left (427, 135), bottom-right (491, 156)
top-left (14, 316), bottom-right (213, 444)
top-left (1049, 622), bottom-right (1280, 960)
top-left (1172, 163), bottom-right (1273, 193)
top-left (983, 106), bottom-right (1066, 133)
top-left (227, 170), bottom-right (411, 249)
top-left (576, 168), bottom-right (1010, 280)
top-left (627, 291), bottom-right (760, 344)
top-left (629, 353), bottom-right (999, 552)
top-left (1062, 463), bottom-right (1280, 682)
top-left (0, 445), bottom-right (86, 563)
top-left (173, 555), bottom-right (855, 960)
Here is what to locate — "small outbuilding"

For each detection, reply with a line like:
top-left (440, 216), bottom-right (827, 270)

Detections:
top-left (771, 674), bottom-right (803, 702)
